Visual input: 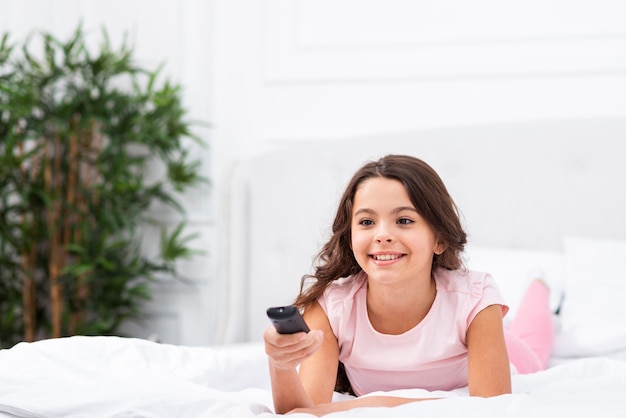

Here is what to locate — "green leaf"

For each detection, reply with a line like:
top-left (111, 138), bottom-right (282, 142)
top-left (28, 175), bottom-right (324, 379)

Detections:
top-left (160, 222), bottom-right (204, 264)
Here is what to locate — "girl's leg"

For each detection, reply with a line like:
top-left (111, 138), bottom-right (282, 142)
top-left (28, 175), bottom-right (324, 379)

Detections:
top-left (505, 280), bottom-right (554, 373)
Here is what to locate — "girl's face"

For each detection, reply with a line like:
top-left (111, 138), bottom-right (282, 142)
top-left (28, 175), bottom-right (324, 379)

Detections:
top-left (350, 177), bottom-right (443, 287)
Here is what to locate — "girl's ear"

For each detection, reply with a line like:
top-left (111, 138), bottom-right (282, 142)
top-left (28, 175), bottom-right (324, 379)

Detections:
top-left (434, 240), bottom-right (447, 255)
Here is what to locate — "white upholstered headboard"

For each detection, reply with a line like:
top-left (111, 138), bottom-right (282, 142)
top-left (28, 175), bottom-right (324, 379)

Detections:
top-left (220, 118), bottom-right (626, 343)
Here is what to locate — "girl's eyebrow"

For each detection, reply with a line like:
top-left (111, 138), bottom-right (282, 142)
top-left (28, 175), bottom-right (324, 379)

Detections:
top-left (353, 208), bottom-right (375, 217)
top-left (354, 206), bottom-right (417, 217)
top-left (393, 206), bottom-right (418, 214)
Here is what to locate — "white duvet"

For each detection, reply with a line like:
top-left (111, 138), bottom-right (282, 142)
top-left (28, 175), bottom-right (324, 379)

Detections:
top-left (1, 336), bottom-right (625, 418)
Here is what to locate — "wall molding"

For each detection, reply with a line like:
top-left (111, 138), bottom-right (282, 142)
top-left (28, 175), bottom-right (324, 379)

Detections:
top-left (264, 0), bottom-right (626, 82)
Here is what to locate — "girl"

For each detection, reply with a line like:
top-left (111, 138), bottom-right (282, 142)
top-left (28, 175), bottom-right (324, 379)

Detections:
top-left (264, 155), bottom-right (553, 416)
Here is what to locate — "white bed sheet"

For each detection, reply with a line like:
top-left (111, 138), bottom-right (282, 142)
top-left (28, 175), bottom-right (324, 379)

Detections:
top-left (1, 336), bottom-right (625, 418)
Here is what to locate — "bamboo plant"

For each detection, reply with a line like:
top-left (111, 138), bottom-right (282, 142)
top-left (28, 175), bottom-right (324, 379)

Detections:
top-left (0, 26), bottom-right (207, 348)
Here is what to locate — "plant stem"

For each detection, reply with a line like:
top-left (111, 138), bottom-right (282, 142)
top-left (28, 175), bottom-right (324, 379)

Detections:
top-left (17, 139), bottom-right (37, 342)
top-left (47, 131), bottom-right (63, 338)
top-left (67, 127), bottom-right (79, 334)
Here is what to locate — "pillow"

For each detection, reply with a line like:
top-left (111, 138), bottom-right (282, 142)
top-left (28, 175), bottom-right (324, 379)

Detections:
top-left (463, 246), bottom-right (565, 319)
top-left (552, 236), bottom-right (626, 357)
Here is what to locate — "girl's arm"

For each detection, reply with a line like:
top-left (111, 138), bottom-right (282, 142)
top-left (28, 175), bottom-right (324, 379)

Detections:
top-left (264, 301), bottom-right (339, 414)
top-left (466, 304), bottom-right (512, 397)
top-left (298, 301), bottom-right (341, 403)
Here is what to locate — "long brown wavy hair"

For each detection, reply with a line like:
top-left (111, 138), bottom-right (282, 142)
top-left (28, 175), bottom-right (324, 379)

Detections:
top-left (294, 154), bottom-right (467, 309)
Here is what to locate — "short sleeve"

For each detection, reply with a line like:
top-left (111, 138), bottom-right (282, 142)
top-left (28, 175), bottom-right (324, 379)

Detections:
top-left (317, 289), bottom-right (342, 334)
top-left (466, 273), bottom-right (509, 328)
top-left (317, 274), bottom-right (366, 338)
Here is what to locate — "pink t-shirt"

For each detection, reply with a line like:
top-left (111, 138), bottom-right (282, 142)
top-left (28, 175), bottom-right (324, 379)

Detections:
top-left (318, 269), bottom-right (509, 395)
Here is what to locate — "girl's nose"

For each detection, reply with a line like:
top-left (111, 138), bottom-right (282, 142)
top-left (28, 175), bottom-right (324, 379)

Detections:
top-left (374, 225), bottom-right (393, 243)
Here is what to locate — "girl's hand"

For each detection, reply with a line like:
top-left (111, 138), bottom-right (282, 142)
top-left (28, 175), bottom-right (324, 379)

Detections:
top-left (264, 326), bottom-right (324, 370)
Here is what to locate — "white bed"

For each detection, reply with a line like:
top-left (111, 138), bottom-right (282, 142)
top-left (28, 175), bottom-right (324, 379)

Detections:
top-left (2, 118), bottom-right (626, 417)
top-left (1, 335), bottom-right (625, 417)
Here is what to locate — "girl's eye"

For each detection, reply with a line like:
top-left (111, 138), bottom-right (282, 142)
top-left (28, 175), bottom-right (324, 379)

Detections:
top-left (397, 218), bottom-right (413, 225)
top-left (358, 219), bottom-right (374, 226)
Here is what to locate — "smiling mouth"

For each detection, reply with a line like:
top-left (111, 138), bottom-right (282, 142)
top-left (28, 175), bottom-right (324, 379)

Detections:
top-left (371, 254), bottom-right (404, 261)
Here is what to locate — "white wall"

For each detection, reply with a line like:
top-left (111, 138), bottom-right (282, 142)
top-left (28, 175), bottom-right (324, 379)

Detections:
top-left (212, 0), bottom-right (626, 342)
top-left (4, 0), bottom-right (626, 345)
